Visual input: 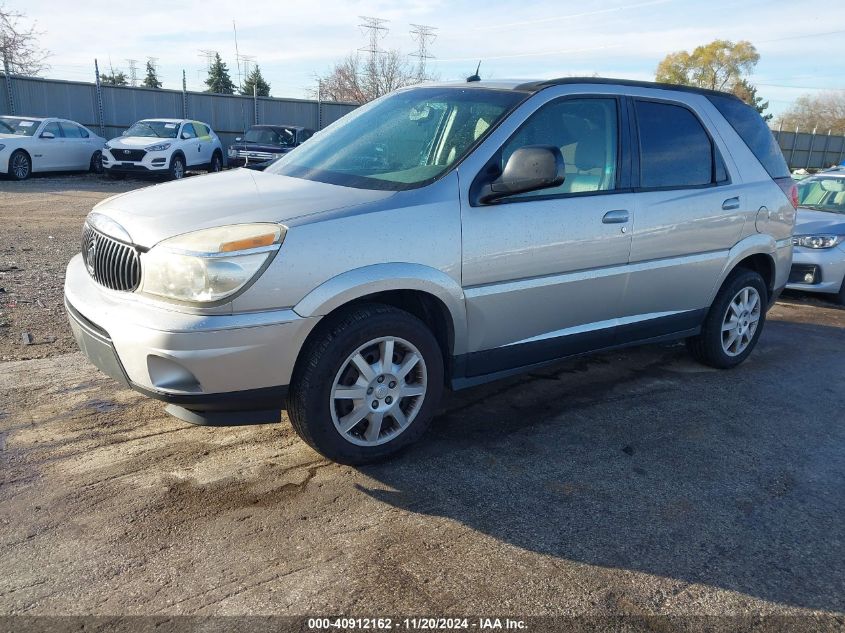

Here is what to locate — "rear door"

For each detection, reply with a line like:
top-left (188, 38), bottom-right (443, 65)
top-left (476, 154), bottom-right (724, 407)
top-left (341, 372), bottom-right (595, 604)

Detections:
top-left (58, 121), bottom-right (91, 169)
top-left (460, 94), bottom-right (637, 375)
top-left (179, 122), bottom-right (202, 166)
top-left (620, 96), bottom-right (746, 340)
top-left (194, 122), bottom-right (214, 164)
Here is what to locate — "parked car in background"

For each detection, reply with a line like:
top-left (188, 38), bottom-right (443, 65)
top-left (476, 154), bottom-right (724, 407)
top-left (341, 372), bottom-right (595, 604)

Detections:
top-left (786, 172), bottom-right (845, 304)
top-left (1, 116), bottom-right (105, 181)
top-left (227, 125), bottom-right (314, 170)
top-left (102, 119), bottom-right (224, 180)
top-left (65, 78), bottom-right (795, 464)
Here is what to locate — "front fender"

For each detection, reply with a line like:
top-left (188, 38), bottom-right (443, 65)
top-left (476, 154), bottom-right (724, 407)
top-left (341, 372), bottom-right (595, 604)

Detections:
top-left (292, 263), bottom-right (468, 355)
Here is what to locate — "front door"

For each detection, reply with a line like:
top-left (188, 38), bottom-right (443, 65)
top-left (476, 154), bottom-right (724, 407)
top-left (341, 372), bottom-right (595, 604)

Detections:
top-left (460, 96), bottom-right (635, 376)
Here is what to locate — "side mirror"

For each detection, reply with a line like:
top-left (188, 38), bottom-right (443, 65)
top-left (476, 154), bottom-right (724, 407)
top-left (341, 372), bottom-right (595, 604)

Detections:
top-left (181, 132), bottom-right (190, 140)
top-left (235, 137), bottom-right (242, 142)
top-left (478, 145), bottom-right (565, 204)
top-left (40, 131), bottom-right (55, 139)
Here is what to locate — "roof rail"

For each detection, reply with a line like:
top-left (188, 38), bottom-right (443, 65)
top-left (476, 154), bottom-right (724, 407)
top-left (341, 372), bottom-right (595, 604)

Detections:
top-left (516, 77), bottom-right (743, 100)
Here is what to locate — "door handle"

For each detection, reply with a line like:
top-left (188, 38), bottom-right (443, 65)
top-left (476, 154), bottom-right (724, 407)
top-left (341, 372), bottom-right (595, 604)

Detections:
top-left (602, 210), bottom-right (629, 224)
top-left (722, 197), bottom-right (740, 211)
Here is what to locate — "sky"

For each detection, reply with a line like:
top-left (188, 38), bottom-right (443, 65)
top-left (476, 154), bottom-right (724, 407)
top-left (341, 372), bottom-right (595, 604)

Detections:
top-left (13, 0), bottom-right (845, 119)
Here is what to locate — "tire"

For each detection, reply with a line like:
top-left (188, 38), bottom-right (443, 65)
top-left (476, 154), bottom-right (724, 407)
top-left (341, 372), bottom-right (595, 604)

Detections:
top-left (208, 151), bottom-right (223, 173)
top-left (687, 268), bottom-right (768, 369)
top-left (287, 303), bottom-right (444, 465)
top-left (8, 150), bottom-right (31, 181)
top-left (169, 154), bottom-right (186, 180)
top-left (89, 151), bottom-right (103, 174)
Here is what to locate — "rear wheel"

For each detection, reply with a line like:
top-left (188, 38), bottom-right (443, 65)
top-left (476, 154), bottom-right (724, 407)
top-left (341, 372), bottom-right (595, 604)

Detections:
top-left (208, 151), bottom-right (223, 173)
top-left (169, 154), bottom-right (186, 180)
top-left (687, 268), bottom-right (768, 369)
top-left (287, 304), bottom-right (444, 465)
top-left (89, 151), bottom-right (103, 174)
top-left (8, 150), bottom-right (31, 181)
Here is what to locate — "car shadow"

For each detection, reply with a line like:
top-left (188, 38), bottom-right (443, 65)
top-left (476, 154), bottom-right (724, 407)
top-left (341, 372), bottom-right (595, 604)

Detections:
top-left (355, 317), bottom-right (845, 612)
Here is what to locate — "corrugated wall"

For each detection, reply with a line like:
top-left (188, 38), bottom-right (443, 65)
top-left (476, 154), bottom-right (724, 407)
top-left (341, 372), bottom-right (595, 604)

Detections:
top-left (774, 130), bottom-right (845, 171)
top-left (0, 75), bottom-right (357, 150)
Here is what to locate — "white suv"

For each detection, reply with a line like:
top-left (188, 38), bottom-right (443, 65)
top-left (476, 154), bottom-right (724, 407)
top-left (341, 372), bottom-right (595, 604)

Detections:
top-left (102, 119), bottom-right (224, 180)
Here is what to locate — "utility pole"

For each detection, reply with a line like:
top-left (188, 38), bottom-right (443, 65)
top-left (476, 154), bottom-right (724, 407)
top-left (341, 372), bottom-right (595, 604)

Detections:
top-left (182, 69), bottom-right (188, 118)
top-left (126, 59), bottom-right (138, 86)
top-left (233, 20), bottom-right (242, 91)
top-left (358, 16), bottom-right (388, 97)
top-left (94, 59), bottom-right (105, 136)
top-left (3, 51), bottom-right (14, 115)
top-left (409, 24), bottom-right (437, 82)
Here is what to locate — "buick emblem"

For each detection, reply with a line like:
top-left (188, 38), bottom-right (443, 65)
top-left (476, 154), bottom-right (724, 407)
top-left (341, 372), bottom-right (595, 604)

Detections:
top-left (86, 239), bottom-right (96, 275)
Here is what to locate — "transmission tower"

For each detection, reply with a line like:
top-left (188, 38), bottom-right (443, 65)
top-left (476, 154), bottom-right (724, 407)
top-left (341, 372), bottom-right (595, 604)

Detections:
top-left (358, 16), bottom-right (388, 65)
top-left (126, 59), bottom-right (138, 86)
top-left (198, 49), bottom-right (217, 73)
top-left (409, 24), bottom-right (437, 81)
top-left (238, 54), bottom-right (256, 80)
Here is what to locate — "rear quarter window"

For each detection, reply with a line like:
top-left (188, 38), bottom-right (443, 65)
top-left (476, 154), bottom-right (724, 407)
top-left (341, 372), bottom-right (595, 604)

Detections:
top-left (707, 95), bottom-right (789, 179)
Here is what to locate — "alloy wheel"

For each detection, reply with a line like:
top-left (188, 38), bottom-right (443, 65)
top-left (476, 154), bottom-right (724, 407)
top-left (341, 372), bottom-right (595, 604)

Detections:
top-left (12, 153), bottom-right (30, 179)
top-left (330, 336), bottom-right (428, 447)
top-left (173, 159), bottom-right (184, 179)
top-left (721, 286), bottom-right (761, 356)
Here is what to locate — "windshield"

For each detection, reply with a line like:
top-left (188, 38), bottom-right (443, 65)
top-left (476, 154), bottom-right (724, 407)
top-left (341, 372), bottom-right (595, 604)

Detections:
top-left (244, 127), bottom-right (295, 146)
top-left (0, 117), bottom-right (41, 136)
top-left (266, 87), bottom-right (525, 190)
top-left (797, 177), bottom-right (845, 214)
top-left (125, 120), bottom-right (180, 139)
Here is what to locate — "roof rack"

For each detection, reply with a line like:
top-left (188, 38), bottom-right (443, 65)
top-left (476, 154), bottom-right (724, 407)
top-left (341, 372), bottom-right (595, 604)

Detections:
top-left (515, 77), bottom-right (742, 100)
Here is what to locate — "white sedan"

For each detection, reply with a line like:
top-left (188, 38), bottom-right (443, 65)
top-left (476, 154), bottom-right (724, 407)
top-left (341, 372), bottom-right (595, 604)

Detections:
top-left (0, 116), bottom-right (106, 181)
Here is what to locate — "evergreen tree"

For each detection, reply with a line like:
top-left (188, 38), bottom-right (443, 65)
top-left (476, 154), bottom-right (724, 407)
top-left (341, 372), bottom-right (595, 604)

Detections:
top-left (142, 60), bottom-right (162, 89)
top-left (100, 70), bottom-right (128, 86)
top-left (732, 79), bottom-right (772, 121)
top-left (240, 65), bottom-right (270, 97)
top-left (204, 53), bottom-right (235, 94)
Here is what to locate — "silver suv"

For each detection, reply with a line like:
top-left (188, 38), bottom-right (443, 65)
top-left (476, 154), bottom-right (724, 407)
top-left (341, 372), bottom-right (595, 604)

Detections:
top-left (65, 78), bottom-right (796, 464)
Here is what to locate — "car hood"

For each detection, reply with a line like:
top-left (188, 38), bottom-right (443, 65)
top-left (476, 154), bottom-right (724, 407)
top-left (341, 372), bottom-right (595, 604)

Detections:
top-left (795, 208), bottom-right (845, 236)
top-left (91, 168), bottom-right (394, 248)
top-left (0, 134), bottom-right (31, 144)
top-left (109, 136), bottom-right (174, 148)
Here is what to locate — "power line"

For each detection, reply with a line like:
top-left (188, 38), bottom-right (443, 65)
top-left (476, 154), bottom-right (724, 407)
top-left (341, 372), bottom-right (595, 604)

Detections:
top-left (409, 24), bottom-right (437, 81)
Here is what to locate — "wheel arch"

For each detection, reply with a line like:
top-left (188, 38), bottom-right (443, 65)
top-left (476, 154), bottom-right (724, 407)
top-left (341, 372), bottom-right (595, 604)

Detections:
top-left (293, 263), bottom-right (468, 361)
top-left (8, 147), bottom-right (33, 174)
top-left (710, 235), bottom-right (778, 304)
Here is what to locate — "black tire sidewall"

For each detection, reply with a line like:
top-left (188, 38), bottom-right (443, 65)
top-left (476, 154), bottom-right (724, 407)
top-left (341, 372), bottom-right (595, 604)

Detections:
top-left (9, 150), bottom-right (31, 180)
top-left (701, 269), bottom-right (768, 368)
top-left (289, 306), bottom-right (444, 464)
top-left (90, 151), bottom-right (103, 174)
top-left (170, 154), bottom-right (185, 180)
top-left (209, 152), bottom-right (222, 172)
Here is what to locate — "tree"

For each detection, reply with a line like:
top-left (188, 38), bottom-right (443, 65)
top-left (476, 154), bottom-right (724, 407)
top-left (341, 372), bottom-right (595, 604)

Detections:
top-left (655, 39), bottom-right (771, 118)
top-left (777, 92), bottom-right (845, 135)
top-left (313, 50), bottom-right (426, 104)
top-left (731, 78), bottom-right (772, 121)
top-left (0, 4), bottom-right (49, 75)
top-left (142, 60), bottom-right (161, 89)
top-left (240, 64), bottom-right (270, 97)
top-left (205, 52), bottom-right (235, 94)
top-left (100, 70), bottom-right (128, 86)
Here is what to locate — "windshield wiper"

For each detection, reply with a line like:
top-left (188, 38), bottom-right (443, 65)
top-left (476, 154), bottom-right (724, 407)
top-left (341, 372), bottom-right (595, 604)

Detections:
top-left (133, 122), bottom-right (163, 138)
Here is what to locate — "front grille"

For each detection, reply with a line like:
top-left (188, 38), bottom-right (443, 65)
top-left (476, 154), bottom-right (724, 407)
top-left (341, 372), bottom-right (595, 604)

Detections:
top-left (111, 148), bottom-right (146, 162)
top-left (81, 224), bottom-right (141, 292)
top-left (235, 150), bottom-right (276, 160)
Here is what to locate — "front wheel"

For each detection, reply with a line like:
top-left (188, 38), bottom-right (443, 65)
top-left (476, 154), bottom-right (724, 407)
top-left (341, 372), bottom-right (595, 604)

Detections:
top-left (89, 151), bottom-right (103, 174)
top-left (287, 304), bottom-right (444, 465)
top-left (8, 150), bottom-right (31, 181)
top-left (687, 268), bottom-right (768, 369)
top-left (169, 154), bottom-right (186, 180)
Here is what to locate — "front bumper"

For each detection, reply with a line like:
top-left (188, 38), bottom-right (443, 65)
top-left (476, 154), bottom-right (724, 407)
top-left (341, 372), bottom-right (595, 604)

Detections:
top-left (102, 149), bottom-right (170, 173)
top-left (64, 254), bottom-right (320, 422)
top-left (786, 245), bottom-right (845, 294)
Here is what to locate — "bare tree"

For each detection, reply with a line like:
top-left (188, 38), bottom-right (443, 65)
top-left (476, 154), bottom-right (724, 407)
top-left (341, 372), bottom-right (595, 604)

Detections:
top-left (776, 92), bottom-right (845, 135)
top-left (313, 50), bottom-right (428, 104)
top-left (0, 4), bottom-right (49, 75)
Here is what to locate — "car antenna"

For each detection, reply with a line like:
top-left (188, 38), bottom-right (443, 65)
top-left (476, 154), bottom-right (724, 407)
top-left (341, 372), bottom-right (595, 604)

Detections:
top-left (466, 61), bottom-right (482, 83)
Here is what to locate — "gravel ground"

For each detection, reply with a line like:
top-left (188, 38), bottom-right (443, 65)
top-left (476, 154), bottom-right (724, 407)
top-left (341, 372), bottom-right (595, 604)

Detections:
top-left (0, 175), bottom-right (844, 624)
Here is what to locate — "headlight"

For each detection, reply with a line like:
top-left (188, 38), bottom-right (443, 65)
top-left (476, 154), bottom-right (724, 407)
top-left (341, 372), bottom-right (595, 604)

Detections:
top-left (227, 148), bottom-right (238, 157)
top-left (792, 235), bottom-right (842, 249)
top-left (140, 223), bottom-right (286, 303)
top-left (104, 143), bottom-right (111, 150)
top-left (146, 143), bottom-right (172, 152)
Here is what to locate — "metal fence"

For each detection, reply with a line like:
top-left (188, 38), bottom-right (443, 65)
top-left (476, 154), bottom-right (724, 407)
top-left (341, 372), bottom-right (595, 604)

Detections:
top-left (773, 128), bottom-right (845, 171)
top-left (0, 74), bottom-right (357, 151)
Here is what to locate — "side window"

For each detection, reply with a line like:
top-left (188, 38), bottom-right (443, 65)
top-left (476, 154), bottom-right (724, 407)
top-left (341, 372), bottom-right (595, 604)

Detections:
top-left (59, 122), bottom-right (83, 138)
top-left (41, 121), bottom-right (63, 138)
top-left (500, 98), bottom-right (618, 197)
top-left (300, 130), bottom-right (314, 142)
top-left (635, 100), bottom-right (721, 189)
top-left (181, 123), bottom-right (197, 139)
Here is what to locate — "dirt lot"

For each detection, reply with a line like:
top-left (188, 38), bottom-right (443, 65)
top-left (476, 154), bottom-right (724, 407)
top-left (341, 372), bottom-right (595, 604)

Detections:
top-left (1, 175), bottom-right (844, 623)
